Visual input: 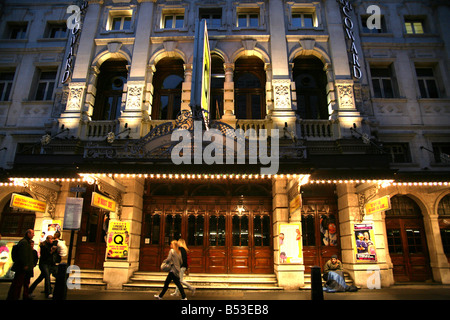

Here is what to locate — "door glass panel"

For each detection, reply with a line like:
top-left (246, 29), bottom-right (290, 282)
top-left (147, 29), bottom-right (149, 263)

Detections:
top-left (232, 215), bottom-right (248, 246)
top-left (144, 214), bottom-right (160, 245)
top-left (209, 215), bottom-right (225, 246)
top-left (320, 213), bottom-right (337, 246)
top-left (87, 213), bottom-right (99, 242)
top-left (302, 214), bottom-right (315, 246)
top-left (164, 214), bottom-right (181, 245)
top-left (188, 214), bottom-right (204, 246)
top-left (254, 215), bottom-right (262, 246)
top-left (406, 228), bottom-right (423, 254)
top-left (387, 229), bottom-right (403, 254)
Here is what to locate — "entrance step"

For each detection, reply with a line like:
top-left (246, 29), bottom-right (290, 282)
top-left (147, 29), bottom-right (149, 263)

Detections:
top-left (123, 272), bottom-right (283, 291)
top-left (300, 272), bottom-right (355, 290)
top-left (52, 269), bottom-right (106, 290)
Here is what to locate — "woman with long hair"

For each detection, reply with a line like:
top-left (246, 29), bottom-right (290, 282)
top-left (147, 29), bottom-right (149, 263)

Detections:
top-left (171, 238), bottom-right (195, 296)
top-left (154, 240), bottom-right (187, 300)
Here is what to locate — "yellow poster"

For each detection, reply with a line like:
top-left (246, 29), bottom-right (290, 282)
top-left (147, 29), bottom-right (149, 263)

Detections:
top-left (91, 192), bottom-right (116, 212)
top-left (365, 195), bottom-right (391, 215)
top-left (106, 221), bottom-right (130, 260)
top-left (279, 223), bottom-right (302, 263)
top-left (10, 193), bottom-right (46, 213)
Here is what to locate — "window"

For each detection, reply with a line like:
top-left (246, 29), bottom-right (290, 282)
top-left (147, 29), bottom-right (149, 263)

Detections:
top-left (234, 56), bottom-right (265, 119)
top-left (199, 8), bottom-right (222, 28)
top-left (210, 54), bottom-right (225, 120)
top-left (163, 14), bottom-right (184, 29)
top-left (383, 143), bottom-right (412, 163)
top-left (361, 15), bottom-right (386, 33)
top-left (8, 22), bottom-right (28, 39)
top-left (111, 16), bottom-right (131, 31)
top-left (432, 143), bottom-right (450, 164)
top-left (46, 23), bottom-right (67, 38)
top-left (438, 195), bottom-right (450, 256)
top-left (35, 71), bottom-right (56, 101)
top-left (293, 56), bottom-right (328, 119)
top-left (371, 67), bottom-right (395, 98)
top-left (292, 12), bottom-right (315, 28)
top-left (386, 195), bottom-right (421, 217)
top-left (0, 72), bottom-right (14, 101)
top-left (405, 19), bottom-right (424, 34)
top-left (152, 58), bottom-right (184, 120)
top-left (416, 67), bottom-right (439, 98)
top-left (237, 13), bottom-right (259, 28)
top-left (92, 59), bottom-right (128, 120)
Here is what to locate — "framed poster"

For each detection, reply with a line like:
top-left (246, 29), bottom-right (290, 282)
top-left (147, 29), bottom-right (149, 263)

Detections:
top-left (279, 223), bottom-right (302, 264)
top-left (0, 239), bottom-right (18, 280)
top-left (354, 223), bottom-right (377, 262)
top-left (106, 221), bottom-right (130, 260)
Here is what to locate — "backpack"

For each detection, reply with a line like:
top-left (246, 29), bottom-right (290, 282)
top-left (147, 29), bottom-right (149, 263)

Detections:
top-left (11, 244), bottom-right (19, 262)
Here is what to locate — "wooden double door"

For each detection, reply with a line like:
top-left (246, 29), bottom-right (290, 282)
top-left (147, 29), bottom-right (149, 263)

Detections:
top-left (386, 217), bottom-right (432, 282)
top-left (74, 188), bottom-right (109, 270)
top-left (301, 200), bottom-right (340, 273)
top-left (139, 195), bottom-right (273, 274)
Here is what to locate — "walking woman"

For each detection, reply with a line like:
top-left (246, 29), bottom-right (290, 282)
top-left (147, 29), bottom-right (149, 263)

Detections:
top-left (171, 238), bottom-right (195, 296)
top-left (154, 240), bottom-right (187, 300)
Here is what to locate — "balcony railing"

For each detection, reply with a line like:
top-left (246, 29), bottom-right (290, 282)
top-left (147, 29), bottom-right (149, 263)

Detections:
top-left (297, 119), bottom-right (337, 140)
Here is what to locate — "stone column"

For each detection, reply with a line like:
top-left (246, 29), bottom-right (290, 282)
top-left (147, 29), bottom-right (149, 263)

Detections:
top-left (423, 213), bottom-right (450, 284)
top-left (221, 63), bottom-right (236, 125)
top-left (272, 177), bottom-right (304, 289)
top-left (103, 177), bottom-right (144, 290)
top-left (181, 63), bottom-right (193, 111)
top-left (120, 0), bottom-right (156, 138)
top-left (337, 183), bottom-right (394, 288)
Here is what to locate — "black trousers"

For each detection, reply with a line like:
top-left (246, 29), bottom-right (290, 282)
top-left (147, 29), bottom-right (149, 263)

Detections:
top-left (159, 272), bottom-right (186, 299)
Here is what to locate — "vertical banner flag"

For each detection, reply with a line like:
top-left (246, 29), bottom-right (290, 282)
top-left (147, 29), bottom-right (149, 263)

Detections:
top-left (106, 221), bottom-right (130, 260)
top-left (191, 19), bottom-right (211, 126)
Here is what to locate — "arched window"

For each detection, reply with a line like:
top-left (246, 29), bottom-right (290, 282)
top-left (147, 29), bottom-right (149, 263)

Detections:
top-left (152, 58), bottom-right (184, 120)
top-left (293, 56), bottom-right (328, 119)
top-left (234, 56), bottom-right (265, 119)
top-left (438, 194), bottom-right (450, 258)
top-left (210, 54), bottom-right (225, 120)
top-left (92, 59), bottom-right (128, 120)
top-left (0, 194), bottom-right (36, 237)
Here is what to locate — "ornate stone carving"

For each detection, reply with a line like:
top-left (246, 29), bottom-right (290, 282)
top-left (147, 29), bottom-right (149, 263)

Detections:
top-left (23, 181), bottom-right (60, 219)
top-left (272, 79), bottom-right (291, 110)
top-left (66, 83), bottom-right (85, 111)
top-left (336, 83), bottom-right (355, 109)
top-left (125, 83), bottom-right (144, 110)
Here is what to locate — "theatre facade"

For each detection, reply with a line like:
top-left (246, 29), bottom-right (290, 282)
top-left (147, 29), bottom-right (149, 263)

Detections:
top-left (0, 0), bottom-right (449, 290)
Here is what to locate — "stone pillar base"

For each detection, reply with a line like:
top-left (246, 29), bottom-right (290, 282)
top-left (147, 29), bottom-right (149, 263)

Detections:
top-left (275, 264), bottom-right (305, 289)
top-left (103, 261), bottom-right (137, 290)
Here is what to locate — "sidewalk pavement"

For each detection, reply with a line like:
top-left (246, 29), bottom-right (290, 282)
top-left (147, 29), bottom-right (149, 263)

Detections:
top-left (1, 281), bottom-right (449, 300)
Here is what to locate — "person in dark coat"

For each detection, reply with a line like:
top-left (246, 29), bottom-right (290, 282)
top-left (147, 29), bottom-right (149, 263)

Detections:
top-left (29, 235), bottom-right (56, 299)
top-left (6, 229), bottom-right (35, 300)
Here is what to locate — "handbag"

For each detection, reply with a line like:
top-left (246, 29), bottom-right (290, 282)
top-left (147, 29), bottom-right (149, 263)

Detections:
top-left (160, 259), bottom-right (172, 272)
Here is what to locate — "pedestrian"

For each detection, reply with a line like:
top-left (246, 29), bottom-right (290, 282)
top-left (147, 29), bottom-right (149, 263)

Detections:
top-left (171, 238), bottom-right (195, 296)
top-left (154, 240), bottom-right (187, 300)
top-left (29, 235), bottom-right (57, 299)
top-left (322, 254), bottom-right (343, 281)
top-left (52, 231), bottom-right (68, 263)
top-left (6, 229), bottom-right (35, 300)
